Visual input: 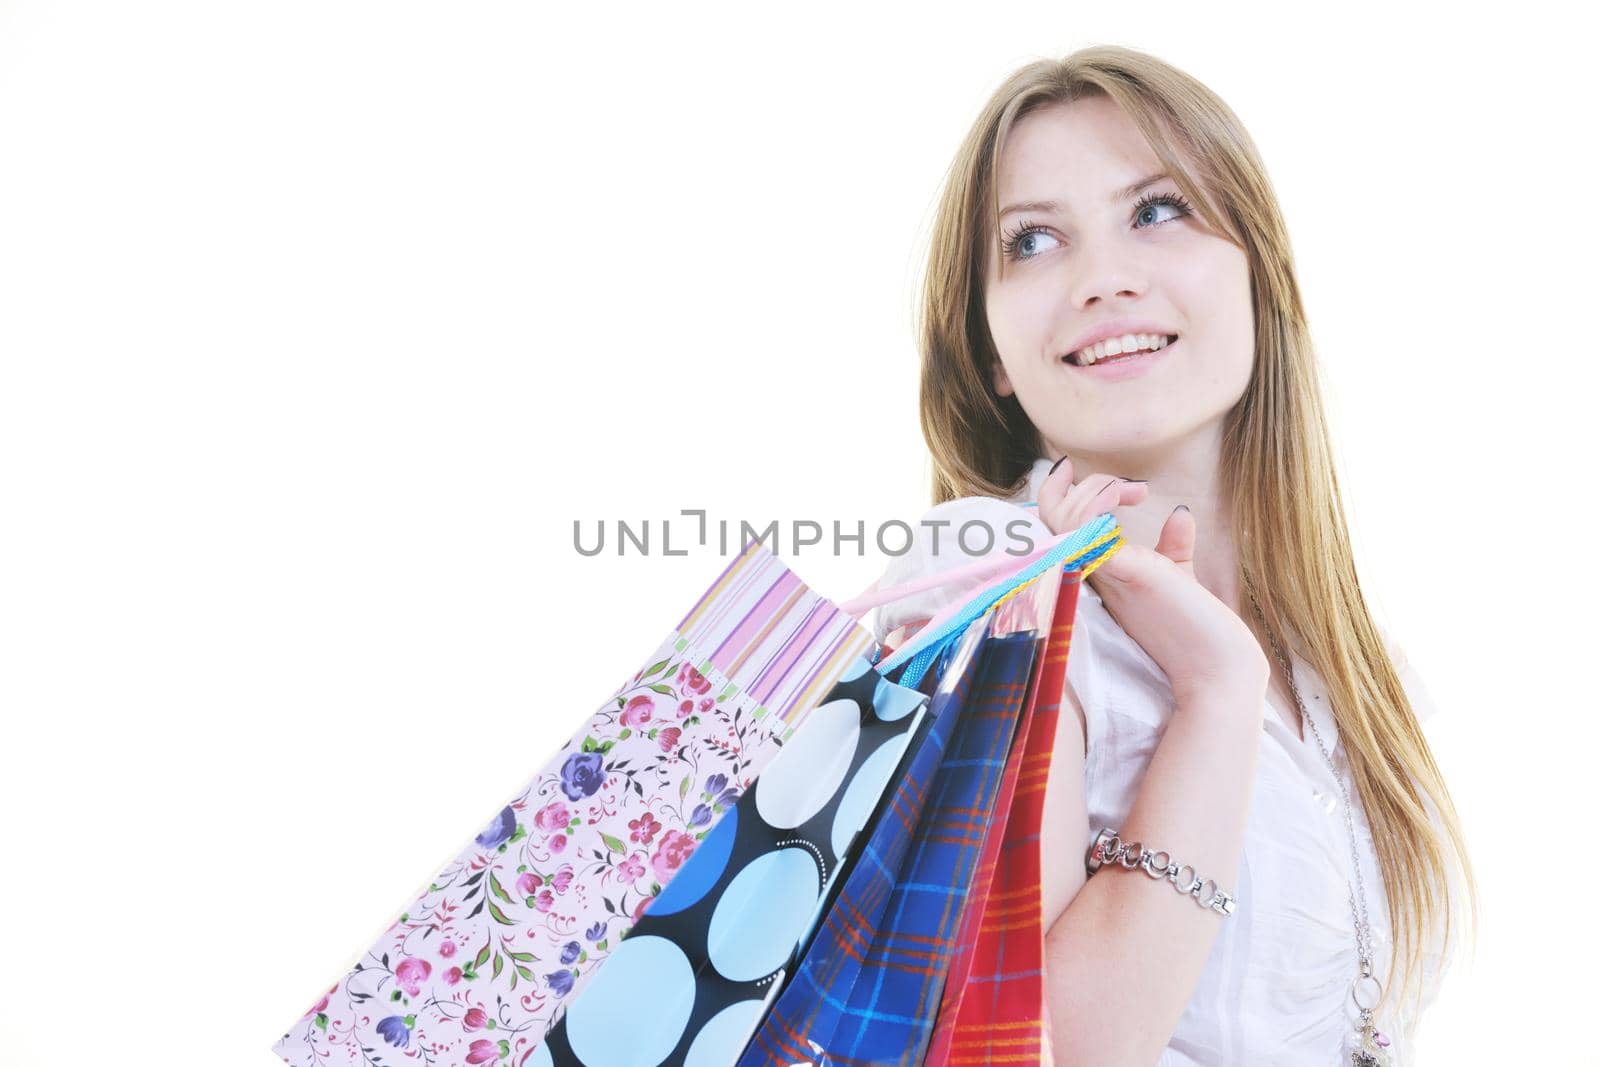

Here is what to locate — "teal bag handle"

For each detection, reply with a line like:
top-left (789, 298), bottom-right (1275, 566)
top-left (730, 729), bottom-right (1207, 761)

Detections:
top-left (880, 513), bottom-right (1121, 688)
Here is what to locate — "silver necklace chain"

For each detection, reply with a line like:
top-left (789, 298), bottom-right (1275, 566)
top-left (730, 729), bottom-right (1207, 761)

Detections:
top-left (1243, 570), bottom-right (1392, 1061)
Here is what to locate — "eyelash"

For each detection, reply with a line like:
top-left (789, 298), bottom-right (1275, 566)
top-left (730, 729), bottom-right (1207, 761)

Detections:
top-left (999, 191), bottom-right (1195, 261)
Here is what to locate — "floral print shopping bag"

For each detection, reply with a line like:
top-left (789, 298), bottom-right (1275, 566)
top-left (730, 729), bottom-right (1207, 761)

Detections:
top-left (272, 542), bottom-right (874, 1067)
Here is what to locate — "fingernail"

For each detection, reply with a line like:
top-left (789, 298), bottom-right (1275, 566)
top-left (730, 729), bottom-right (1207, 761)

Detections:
top-left (1118, 475), bottom-right (1148, 483)
top-left (1176, 504), bottom-right (1191, 513)
top-left (1048, 454), bottom-right (1070, 477)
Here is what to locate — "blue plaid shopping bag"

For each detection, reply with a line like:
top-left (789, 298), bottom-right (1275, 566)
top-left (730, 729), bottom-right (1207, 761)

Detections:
top-left (735, 567), bottom-right (1061, 1067)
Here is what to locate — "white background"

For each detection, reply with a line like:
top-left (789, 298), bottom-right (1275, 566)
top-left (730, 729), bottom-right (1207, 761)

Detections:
top-left (1, 2), bottom-right (1594, 1063)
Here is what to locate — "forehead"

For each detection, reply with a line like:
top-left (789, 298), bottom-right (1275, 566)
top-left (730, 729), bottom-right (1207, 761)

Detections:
top-left (995, 97), bottom-right (1164, 199)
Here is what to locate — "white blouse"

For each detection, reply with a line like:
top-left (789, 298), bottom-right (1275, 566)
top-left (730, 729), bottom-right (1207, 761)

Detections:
top-left (872, 459), bottom-right (1454, 1066)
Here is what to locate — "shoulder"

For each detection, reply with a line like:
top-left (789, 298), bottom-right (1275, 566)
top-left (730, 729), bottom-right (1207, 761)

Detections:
top-left (868, 495), bottom-right (1051, 644)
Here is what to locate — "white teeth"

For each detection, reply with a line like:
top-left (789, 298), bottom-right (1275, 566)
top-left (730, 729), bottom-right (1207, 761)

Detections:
top-left (1071, 332), bottom-right (1171, 365)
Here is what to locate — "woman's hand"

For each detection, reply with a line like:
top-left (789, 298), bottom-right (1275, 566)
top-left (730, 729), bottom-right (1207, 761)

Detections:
top-left (1036, 457), bottom-right (1269, 707)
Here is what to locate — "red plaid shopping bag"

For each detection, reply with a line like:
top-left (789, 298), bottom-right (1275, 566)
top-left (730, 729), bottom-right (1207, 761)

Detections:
top-left (922, 570), bottom-right (1081, 1066)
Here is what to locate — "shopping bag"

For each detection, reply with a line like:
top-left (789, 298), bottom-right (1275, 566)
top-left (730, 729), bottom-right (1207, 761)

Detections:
top-left (735, 515), bottom-right (1122, 1067)
top-left (736, 563), bottom-right (1062, 1067)
top-left (527, 516), bottom-right (1129, 1067)
top-left (922, 570), bottom-right (1082, 1066)
top-left (271, 541), bottom-right (874, 1067)
top-left (532, 650), bottom-right (933, 1066)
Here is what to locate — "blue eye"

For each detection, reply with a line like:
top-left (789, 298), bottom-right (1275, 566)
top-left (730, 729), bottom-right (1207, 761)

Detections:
top-left (1000, 190), bottom-right (1195, 263)
top-left (1132, 191), bottom-right (1193, 228)
top-left (998, 223), bottom-right (1060, 262)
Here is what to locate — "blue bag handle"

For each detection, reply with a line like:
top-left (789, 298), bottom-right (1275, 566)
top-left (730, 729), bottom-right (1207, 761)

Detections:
top-left (880, 513), bottom-right (1122, 688)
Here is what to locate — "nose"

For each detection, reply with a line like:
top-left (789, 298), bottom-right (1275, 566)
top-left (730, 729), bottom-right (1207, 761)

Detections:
top-left (1068, 239), bottom-right (1149, 309)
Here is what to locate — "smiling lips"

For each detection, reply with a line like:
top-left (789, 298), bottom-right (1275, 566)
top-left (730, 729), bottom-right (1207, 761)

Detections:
top-left (1066, 332), bottom-right (1177, 367)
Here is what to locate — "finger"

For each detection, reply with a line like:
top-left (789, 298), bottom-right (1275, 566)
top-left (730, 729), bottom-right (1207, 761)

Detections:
top-left (1036, 455), bottom-right (1081, 535)
top-left (1080, 474), bottom-right (1146, 517)
top-left (1044, 470), bottom-right (1147, 536)
top-left (1153, 504), bottom-right (1196, 578)
top-left (1036, 455), bottom-right (1074, 516)
top-left (1086, 539), bottom-right (1153, 597)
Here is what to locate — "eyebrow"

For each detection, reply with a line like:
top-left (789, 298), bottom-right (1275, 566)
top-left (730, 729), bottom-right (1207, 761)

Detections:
top-left (998, 172), bottom-right (1172, 221)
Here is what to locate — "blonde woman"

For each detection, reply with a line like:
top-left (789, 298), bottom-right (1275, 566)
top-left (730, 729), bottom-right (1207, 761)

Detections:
top-left (872, 46), bottom-right (1476, 1066)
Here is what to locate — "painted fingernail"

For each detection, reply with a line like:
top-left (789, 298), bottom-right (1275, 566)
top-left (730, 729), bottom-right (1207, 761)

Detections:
top-left (1048, 454), bottom-right (1071, 477)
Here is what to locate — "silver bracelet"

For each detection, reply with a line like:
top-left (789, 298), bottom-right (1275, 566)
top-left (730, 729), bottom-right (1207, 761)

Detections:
top-left (1085, 827), bottom-right (1238, 916)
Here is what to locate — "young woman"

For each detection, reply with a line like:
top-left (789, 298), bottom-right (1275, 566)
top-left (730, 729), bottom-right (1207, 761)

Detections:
top-left (872, 46), bottom-right (1477, 1066)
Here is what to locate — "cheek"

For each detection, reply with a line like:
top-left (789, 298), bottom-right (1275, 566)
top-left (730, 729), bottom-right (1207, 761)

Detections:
top-left (1175, 247), bottom-right (1254, 365)
top-left (985, 285), bottom-right (1055, 367)
top-left (1201, 246), bottom-right (1252, 329)
top-left (1108, 258), bottom-right (1247, 416)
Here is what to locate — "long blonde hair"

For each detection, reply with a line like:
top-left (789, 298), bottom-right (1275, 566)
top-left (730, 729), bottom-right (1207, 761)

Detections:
top-left (917, 44), bottom-right (1477, 1018)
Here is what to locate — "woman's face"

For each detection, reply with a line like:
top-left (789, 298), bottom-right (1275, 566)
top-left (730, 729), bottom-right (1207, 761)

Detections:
top-left (983, 95), bottom-right (1255, 463)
